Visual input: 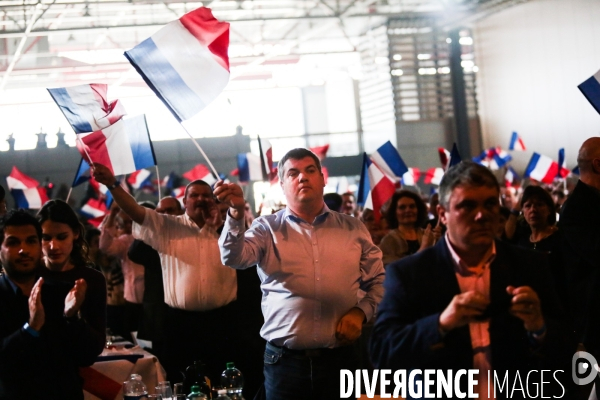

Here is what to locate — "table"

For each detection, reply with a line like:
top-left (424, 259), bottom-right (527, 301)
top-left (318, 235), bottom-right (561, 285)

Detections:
top-left (81, 346), bottom-right (166, 400)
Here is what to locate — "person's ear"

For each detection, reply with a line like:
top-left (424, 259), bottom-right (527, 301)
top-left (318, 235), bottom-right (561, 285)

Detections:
top-left (437, 204), bottom-right (447, 225)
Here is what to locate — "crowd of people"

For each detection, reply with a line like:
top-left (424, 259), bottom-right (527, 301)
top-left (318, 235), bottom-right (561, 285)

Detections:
top-left (0, 137), bottom-right (599, 399)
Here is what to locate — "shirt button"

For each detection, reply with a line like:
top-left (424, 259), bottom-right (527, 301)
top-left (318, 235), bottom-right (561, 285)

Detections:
top-left (316, 278), bottom-right (320, 281)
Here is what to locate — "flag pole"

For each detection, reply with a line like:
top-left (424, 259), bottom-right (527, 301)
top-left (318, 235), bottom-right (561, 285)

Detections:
top-left (66, 187), bottom-right (73, 204)
top-left (75, 136), bottom-right (94, 167)
top-left (179, 123), bottom-right (219, 178)
top-left (155, 165), bottom-right (162, 202)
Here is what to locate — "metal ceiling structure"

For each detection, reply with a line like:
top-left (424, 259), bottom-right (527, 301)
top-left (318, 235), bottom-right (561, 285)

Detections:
top-left (0, 0), bottom-right (528, 93)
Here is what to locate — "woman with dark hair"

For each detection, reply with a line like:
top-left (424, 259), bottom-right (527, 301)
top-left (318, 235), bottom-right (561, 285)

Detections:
top-left (516, 185), bottom-right (559, 250)
top-left (379, 190), bottom-right (441, 266)
top-left (37, 199), bottom-right (107, 364)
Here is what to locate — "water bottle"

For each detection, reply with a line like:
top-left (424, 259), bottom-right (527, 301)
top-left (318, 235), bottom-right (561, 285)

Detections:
top-left (186, 385), bottom-right (208, 399)
top-left (123, 374), bottom-right (149, 400)
top-left (215, 389), bottom-right (231, 400)
top-left (220, 362), bottom-right (244, 400)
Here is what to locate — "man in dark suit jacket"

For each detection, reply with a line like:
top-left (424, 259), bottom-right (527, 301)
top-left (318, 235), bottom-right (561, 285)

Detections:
top-left (559, 137), bottom-right (600, 393)
top-left (370, 162), bottom-right (573, 399)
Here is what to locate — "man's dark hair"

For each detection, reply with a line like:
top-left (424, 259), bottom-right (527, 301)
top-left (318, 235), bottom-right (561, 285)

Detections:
top-left (385, 190), bottom-right (428, 229)
top-left (0, 209), bottom-right (42, 244)
top-left (277, 148), bottom-right (322, 181)
top-left (0, 184), bottom-right (5, 202)
top-left (439, 161), bottom-right (500, 208)
top-left (138, 201), bottom-right (156, 210)
top-left (183, 179), bottom-right (212, 199)
top-left (499, 206), bottom-right (511, 220)
top-left (521, 185), bottom-right (556, 225)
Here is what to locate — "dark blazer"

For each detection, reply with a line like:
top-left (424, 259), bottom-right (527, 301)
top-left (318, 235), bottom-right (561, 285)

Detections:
top-left (370, 239), bottom-right (574, 399)
top-left (559, 180), bottom-right (600, 355)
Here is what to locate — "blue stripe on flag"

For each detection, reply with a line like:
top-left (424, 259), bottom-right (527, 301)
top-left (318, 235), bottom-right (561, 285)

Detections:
top-left (377, 141), bottom-right (408, 177)
top-left (47, 88), bottom-right (94, 134)
top-left (125, 115), bottom-right (157, 170)
top-left (124, 38), bottom-right (204, 122)
top-left (10, 190), bottom-right (29, 209)
top-left (578, 76), bottom-right (600, 115)
top-left (524, 153), bottom-right (541, 178)
top-left (237, 154), bottom-right (250, 182)
top-left (72, 158), bottom-right (91, 187)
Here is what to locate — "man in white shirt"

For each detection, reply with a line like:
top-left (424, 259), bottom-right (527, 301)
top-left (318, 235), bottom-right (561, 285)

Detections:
top-left (93, 163), bottom-right (237, 382)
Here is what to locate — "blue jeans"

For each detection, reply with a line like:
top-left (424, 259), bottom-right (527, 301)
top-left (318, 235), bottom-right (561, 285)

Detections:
top-left (263, 342), bottom-right (357, 400)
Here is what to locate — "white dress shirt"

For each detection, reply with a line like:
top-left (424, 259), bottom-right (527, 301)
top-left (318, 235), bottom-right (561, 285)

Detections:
top-left (133, 210), bottom-right (237, 311)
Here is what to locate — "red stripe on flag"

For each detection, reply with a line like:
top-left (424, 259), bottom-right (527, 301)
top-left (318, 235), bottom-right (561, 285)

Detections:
top-left (80, 366), bottom-right (123, 399)
top-left (542, 163), bottom-right (559, 184)
top-left (89, 83), bottom-right (109, 109)
top-left (179, 7), bottom-right (230, 71)
top-left (79, 131), bottom-right (113, 174)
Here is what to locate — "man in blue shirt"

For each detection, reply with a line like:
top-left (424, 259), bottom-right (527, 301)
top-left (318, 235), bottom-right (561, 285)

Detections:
top-left (215, 148), bottom-right (385, 400)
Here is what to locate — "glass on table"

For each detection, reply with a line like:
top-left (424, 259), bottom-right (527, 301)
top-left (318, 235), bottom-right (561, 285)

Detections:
top-left (172, 395), bottom-right (186, 400)
top-left (148, 395), bottom-right (163, 400)
top-left (155, 381), bottom-right (173, 399)
top-left (173, 383), bottom-right (185, 395)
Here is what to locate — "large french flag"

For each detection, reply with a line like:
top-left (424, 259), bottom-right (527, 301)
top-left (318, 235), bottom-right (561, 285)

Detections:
top-left (425, 168), bottom-right (444, 185)
top-left (76, 115), bottom-right (156, 176)
top-left (578, 69), bottom-right (600, 115)
top-left (6, 166), bottom-right (39, 190)
top-left (509, 131), bottom-right (526, 151)
top-left (370, 141), bottom-right (408, 182)
top-left (11, 188), bottom-right (48, 209)
top-left (524, 153), bottom-right (559, 184)
top-left (183, 164), bottom-right (216, 185)
top-left (47, 84), bottom-right (126, 134)
top-left (124, 7), bottom-right (230, 122)
top-left (236, 153), bottom-right (264, 183)
top-left (357, 153), bottom-right (395, 221)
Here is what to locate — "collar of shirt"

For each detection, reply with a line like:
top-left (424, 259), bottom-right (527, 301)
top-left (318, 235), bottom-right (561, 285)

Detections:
top-left (284, 204), bottom-right (331, 225)
top-left (2, 273), bottom-right (24, 295)
top-left (444, 234), bottom-right (496, 277)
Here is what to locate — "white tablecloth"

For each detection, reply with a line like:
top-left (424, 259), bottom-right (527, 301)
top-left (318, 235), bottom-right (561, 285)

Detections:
top-left (81, 346), bottom-right (166, 400)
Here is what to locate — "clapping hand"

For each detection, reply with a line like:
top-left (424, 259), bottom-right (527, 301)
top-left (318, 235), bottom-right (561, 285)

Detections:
top-left (506, 285), bottom-right (545, 333)
top-left (439, 290), bottom-right (490, 332)
top-left (64, 279), bottom-right (87, 319)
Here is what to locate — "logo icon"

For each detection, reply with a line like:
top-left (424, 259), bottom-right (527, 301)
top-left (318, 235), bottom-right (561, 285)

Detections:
top-left (573, 351), bottom-right (599, 385)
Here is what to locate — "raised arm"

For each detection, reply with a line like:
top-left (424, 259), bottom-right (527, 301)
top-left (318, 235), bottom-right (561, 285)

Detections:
top-left (213, 180), bottom-right (245, 221)
top-left (92, 163), bottom-right (146, 225)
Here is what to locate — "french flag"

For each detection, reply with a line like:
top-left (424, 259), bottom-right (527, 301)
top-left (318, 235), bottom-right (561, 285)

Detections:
top-left (236, 153), bottom-right (264, 183)
top-left (76, 115), bottom-right (157, 176)
top-left (425, 168), bottom-right (444, 185)
top-left (6, 166), bottom-right (39, 190)
top-left (572, 166), bottom-right (580, 176)
top-left (357, 153), bottom-right (395, 222)
top-left (127, 169), bottom-right (153, 190)
top-left (556, 148), bottom-right (570, 179)
top-left (370, 141), bottom-right (409, 182)
top-left (438, 148), bottom-right (451, 170)
top-left (183, 164), bottom-right (216, 185)
top-left (509, 132), bottom-right (526, 151)
top-left (524, 153), bottom-right (559, 184)
top-left (401, 168), bottom-right (421, 186)
top-left (124, 7), bottom-right (229, 122)
top-left (80, 198), bottom-right (107, 221)
top-left (493, 147), bottom-right (512, 167)
top-left (257, 136), bottom-right (276, 181)
top-left (448, 143), bottom-right (462, 169)
top-left (504, 166), bottom-right (519, 187)
top-left (172, 186), bottom-right (186, 207)
top-left (578, 69), bottom-right (600, 115)
top-left (47, 83), bottom-right (126, 134)
top-left (89, 178), bottom-right (115, 209)
top-left (11, 188), bottom-right (48, 210)
top-left (72, 158), bottom-right (91, 187)
top-left (160, 171), bottom-right (176, 190)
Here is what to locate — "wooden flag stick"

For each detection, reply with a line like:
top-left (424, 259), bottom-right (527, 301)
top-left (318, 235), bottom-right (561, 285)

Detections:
top-left (180, 124), bottom-right (219, 179)
top-left (155, 165), bottom-right (162, 202)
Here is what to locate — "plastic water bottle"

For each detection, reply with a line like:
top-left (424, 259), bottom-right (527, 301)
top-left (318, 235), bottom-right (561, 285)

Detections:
top-left (123, 374), bottom-right (149, 400)
top-left (186, 385), bottom-right (208, 399)
top-left (220, 362), bottom-right (244, 400)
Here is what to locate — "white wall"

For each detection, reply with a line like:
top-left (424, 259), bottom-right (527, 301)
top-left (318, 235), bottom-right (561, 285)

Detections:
top-left (474, 0), bottom-right (600, 171)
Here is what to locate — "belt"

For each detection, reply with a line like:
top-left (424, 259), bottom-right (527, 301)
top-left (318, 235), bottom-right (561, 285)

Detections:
top-left (267, 341), bottom-right (350, 358)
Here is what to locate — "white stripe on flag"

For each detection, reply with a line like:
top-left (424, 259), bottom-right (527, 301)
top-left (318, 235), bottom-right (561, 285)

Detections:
top-left (152, 20), bottom-right (229, 111)
top-left (529, 156), bottom-right (553, 182)
top-left (103, 120), bottom-right (137, 175)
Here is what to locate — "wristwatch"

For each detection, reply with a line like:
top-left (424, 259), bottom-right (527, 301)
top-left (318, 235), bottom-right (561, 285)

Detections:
top-left (107, 181), bottom-right (120, 191)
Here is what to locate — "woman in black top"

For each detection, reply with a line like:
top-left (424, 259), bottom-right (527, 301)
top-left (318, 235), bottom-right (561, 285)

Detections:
top-left (37, 200), bottom-right (107, 369)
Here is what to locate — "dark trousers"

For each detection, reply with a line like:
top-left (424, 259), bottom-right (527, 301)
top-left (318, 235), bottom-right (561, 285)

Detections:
top-left (162, 303), bottom-right (237, 384)
top-left (263, 342), bottom-right (357, 400)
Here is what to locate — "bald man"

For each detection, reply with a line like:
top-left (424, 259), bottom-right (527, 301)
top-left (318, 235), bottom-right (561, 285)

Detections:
top-left (559, 138), bottom-right (600, 379)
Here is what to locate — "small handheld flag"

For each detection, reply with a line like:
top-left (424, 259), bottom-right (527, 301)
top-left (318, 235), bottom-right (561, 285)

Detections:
top-left (524, 153), bottom-right (560, 184)
top-left (578, 69), bottom-right (600, 115)
top-left (509, 131), bottom-right (526, 151)
top-left (370, 141), bottom-right (408, 181)
top-left (6, 166), bottom-right (39, 190)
